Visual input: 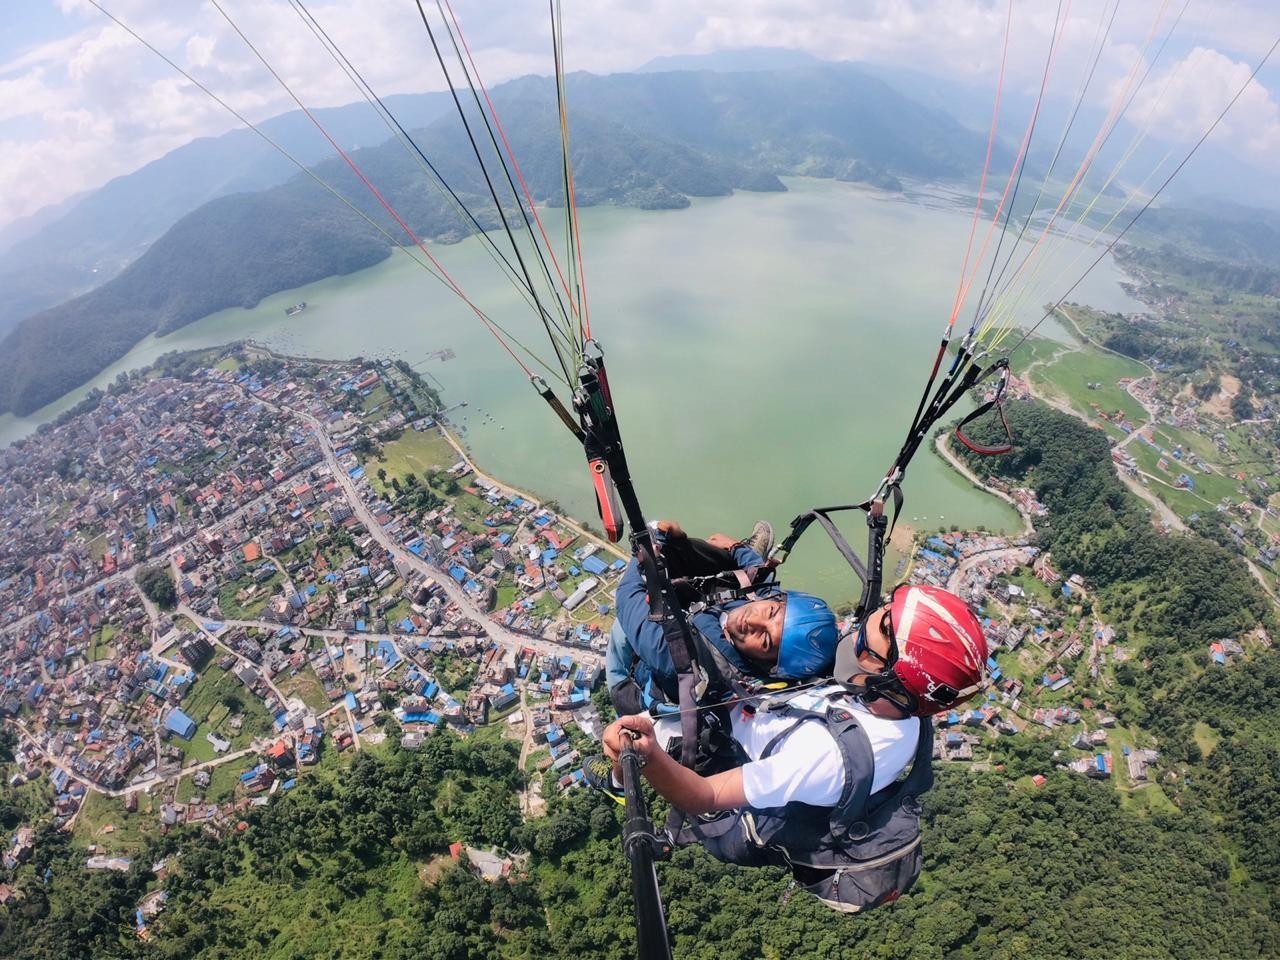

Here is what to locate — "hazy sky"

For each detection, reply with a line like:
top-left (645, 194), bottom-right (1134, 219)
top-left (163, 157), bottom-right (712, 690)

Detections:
top-left (3, 0), bottom-right (1279, 227)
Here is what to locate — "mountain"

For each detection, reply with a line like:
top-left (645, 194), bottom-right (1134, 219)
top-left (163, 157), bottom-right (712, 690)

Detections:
top-left (0, 64), bottom-right (996, 416)
top-left (0, 91), bottom-right (781, 417)
top-left (637, 47), bottom-right (825, 73)
top-left (0, 93), bottom-right (451, 337)
top-left (550, 63), bottom-right (992, 181)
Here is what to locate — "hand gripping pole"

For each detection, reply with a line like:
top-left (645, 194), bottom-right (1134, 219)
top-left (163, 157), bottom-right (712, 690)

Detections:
top-left (620, 738), bottom-right (673, 960)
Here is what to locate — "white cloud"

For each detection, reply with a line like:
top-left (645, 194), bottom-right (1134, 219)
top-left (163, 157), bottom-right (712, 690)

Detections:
top-left (1, 0), bottom-right (1279, 227)
top-left (1128, 46), bottom-right (1280, 155)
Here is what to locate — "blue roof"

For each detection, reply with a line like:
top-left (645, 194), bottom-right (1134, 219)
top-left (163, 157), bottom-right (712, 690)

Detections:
top-left (582, 555), bottom-right (608, 575)
top-left (448, 566), bottom-right (467, 583)
top-left (534, 515), bottom-right (551, 526)
top-left (164, 708), bottom-right (196, 740)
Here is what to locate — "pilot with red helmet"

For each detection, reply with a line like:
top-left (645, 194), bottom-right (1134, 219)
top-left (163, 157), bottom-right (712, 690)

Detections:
top-left (596, 582), bottom-right (989, 911)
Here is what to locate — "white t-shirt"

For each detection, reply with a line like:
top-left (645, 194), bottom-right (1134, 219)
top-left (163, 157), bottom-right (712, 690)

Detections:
top-left (730, 688), bottom-right (920, 809)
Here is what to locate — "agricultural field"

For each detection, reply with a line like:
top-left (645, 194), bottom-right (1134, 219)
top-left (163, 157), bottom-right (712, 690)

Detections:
top-left (175, 663), bottom-right (275, 764)
top-left (1033, 346), bottom-right (1149, 435)
top-left (217, 571), bottom-right (284, 619)
top-left (71, 791), bottom-right (161, 858)
top-left (89, 623), bottom-right (118, 662)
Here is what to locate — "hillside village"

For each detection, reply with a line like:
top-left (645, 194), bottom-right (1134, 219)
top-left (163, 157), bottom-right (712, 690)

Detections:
top-left (0, 349), bottom-right (620, 885)
top-left (0, 342), bottom-right (1274, 919)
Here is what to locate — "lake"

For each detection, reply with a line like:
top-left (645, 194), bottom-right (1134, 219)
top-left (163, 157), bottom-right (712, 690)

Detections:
top-left (1, 178), bottom-right (1145, 602)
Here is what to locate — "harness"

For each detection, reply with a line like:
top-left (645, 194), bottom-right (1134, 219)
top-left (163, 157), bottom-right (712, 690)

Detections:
top-left (677, 688), bottom-right (935, 912)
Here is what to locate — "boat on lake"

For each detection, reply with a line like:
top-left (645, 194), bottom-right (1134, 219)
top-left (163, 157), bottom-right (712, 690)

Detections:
top-left (285, 301), bottom-right (308, 317)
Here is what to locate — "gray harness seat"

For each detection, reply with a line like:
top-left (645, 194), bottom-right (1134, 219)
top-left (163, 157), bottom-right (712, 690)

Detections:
top-left (674, 692), bottom-right (935, 913)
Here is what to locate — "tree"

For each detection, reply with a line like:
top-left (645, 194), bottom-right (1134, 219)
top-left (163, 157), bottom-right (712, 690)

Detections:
top-left (138, 564), bottom-right (177, 610)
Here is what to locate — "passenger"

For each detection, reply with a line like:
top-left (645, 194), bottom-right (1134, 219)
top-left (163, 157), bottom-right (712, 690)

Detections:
top-left (606, 519), bottom-right (840, 717)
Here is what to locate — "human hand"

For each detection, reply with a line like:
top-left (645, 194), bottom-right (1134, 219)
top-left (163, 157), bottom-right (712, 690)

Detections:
top-left (603, 714), bottom-right (659, 772)
top-left (706, 533), bottom-right (738, 550)
top-left (653, 519), bottom-right (686, 539)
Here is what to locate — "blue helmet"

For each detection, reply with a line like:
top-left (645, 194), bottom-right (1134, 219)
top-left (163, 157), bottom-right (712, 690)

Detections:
top-left (776, 591), bottom-right (839, 679)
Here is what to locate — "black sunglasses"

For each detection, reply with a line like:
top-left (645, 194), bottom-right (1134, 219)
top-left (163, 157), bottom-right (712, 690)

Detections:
top-left (854, 583), bottom-right (907, 670)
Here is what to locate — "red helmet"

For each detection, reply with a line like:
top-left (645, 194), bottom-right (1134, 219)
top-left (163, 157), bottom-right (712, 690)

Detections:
top-left (890, 585), bottom-right (988, 716)
top-left (837, 585), bottom-right (988, 717)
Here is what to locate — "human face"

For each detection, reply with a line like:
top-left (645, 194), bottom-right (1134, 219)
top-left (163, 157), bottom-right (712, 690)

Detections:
top-left (724, 597), bottom-right (786, 665)
top-left (846, 602), bottom-right (895, 683)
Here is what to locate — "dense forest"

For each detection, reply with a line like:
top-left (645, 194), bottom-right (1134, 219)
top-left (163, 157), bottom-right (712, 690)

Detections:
top-left (0, 63), bottom-right (989, 417)
top-left (3, 717), bottom-right (1278, 959)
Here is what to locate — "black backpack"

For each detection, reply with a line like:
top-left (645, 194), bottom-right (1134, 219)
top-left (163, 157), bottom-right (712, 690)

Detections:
top-left (674, 691), bottom-right (934, 913)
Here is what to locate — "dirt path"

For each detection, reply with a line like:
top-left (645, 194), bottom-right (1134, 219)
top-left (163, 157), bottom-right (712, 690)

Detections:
top-left (435, 423), bottom-right (628, 562)
top-left (934, 434), bottom-right (1033, 536)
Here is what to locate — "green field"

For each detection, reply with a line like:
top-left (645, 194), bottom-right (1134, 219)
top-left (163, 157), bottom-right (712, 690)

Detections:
top-left (89, 623), bottom-right (118, 661)
top-left (71, 791), bottom-right (160, 857)
top-left (279, 665), bottom-right (332, 714)
top-left (215, 356), bottom-right (243, 373)
top-left (360, 383), bottom-right (392, 413)
top-left (1193, 720), bottom-right (1222, 757)
top-left (176, 663), bottom-right (275, 764)
top-left (207, 758), bottom-right (251, 803)
top-left (1034, 345), bottom-right (1149, 430)
top-left (217, 571), bottom-right (284, 619)
top-left (366, 428), bottom-right (457, 495)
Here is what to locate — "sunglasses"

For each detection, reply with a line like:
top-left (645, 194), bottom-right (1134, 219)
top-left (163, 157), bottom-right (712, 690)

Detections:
top-left (854, 583), bottom-right (907, 671)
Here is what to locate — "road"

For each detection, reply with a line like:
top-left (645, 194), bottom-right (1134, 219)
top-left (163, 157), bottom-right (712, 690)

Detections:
top-left (934, 434), bottom-right (1033, 535)
top-left (177, 603), bottom-right (290, 705)
top-left (296, 411), bottom-right (606, 666)
top-left (7, 719), bottom-right (258, 799)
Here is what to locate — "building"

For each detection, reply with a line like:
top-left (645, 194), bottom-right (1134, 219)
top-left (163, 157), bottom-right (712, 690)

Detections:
top-left (562, 577), bottom-right (599, 612)
top-left (164, 708), bottom-right (197, 740)
top-left (178, 635), bottom-right (213, 667)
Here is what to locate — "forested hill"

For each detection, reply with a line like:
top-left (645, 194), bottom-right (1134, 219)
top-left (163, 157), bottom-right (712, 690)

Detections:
top-left (0, 93), bottom-right (453, 337)
top-left (0, 63), bottom-right (989, 417)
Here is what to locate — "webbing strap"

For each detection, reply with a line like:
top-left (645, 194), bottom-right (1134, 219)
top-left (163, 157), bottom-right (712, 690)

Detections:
top-left (953, 359), bottom-right (1013, 456)
top-left (775, 490), bottom-right (900, 619)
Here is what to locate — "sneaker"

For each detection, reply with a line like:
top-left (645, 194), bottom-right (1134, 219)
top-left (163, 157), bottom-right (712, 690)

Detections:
top-left (581, 755), bottom-right (624, 805)
top-left (744, 520), bottom-right (775, 559)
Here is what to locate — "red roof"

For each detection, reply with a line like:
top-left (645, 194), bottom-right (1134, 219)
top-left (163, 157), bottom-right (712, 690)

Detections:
top-left (449, 842), bottom-right (464, 860)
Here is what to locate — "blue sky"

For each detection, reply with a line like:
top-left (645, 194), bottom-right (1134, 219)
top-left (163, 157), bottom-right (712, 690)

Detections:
top-left (2, 0), bottom-right (1279, 226)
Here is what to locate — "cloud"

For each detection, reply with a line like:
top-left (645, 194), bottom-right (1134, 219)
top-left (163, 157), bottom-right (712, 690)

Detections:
top-left (1128, 46), bottom-right (1280, 156)
top-left (1, 0), bottom-right (1279, 227)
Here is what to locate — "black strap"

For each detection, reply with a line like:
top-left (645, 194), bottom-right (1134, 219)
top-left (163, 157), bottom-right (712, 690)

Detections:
top-left (774, 490), bottom-right (900, 619)
top-left (953, 359), bottom-right (1013, 455)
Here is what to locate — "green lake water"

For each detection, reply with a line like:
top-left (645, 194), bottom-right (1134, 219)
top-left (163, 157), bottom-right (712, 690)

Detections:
top-left (1, 178), bottom-right (1144, 603)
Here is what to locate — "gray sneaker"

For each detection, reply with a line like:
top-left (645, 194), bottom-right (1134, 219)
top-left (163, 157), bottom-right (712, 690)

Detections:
top-left (744, 520), bottom-right (775, 559)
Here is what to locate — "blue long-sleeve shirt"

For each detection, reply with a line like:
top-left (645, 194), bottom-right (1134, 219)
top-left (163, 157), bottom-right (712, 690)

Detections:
top-left (611, 540), bottom-right (764, 701)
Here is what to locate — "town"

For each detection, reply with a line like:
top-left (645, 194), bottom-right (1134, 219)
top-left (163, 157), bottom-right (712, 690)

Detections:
top-left (0, 342), bottom-right (1272, 917)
